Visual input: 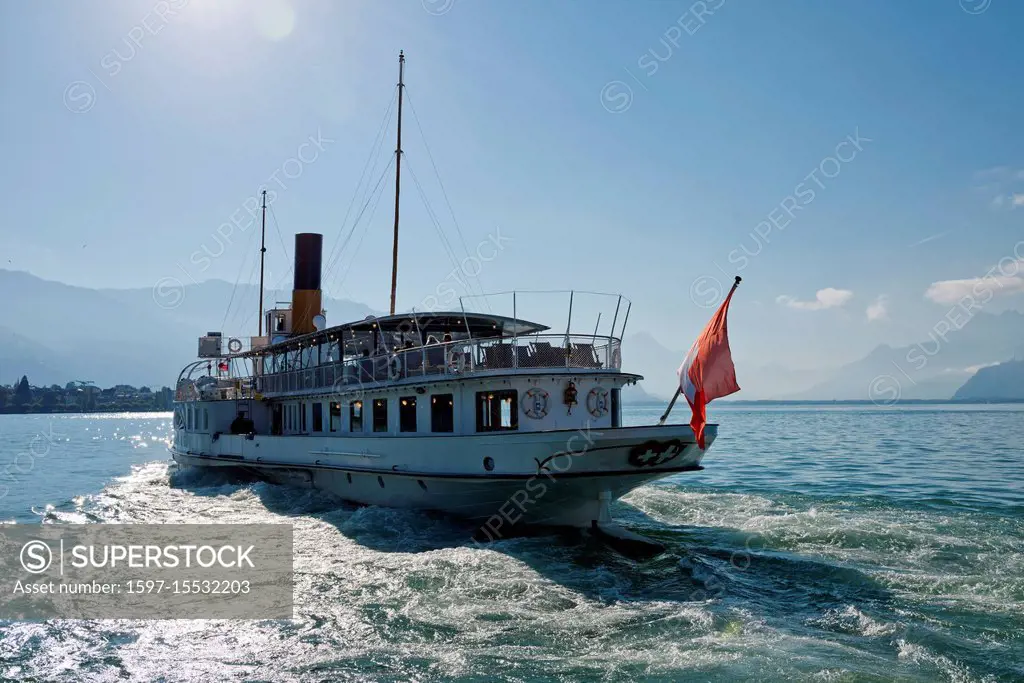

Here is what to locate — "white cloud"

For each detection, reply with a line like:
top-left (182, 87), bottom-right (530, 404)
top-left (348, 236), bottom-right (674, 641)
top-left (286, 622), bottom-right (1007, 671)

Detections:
top-left (776, 288), bottom-right (854, 311)
top-left (975, 167), bottom-right (1024, 210)
top-left (961, 361), bottom-right (1001, 375)
top-left (925, 258), bottom-right (1024, 304)
top-left (866, 295), bottom-right (888, 321)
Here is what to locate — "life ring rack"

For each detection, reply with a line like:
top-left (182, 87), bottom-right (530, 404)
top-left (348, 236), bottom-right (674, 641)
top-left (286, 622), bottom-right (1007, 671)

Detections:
top-left (227, 337), bottom-right (243, 354)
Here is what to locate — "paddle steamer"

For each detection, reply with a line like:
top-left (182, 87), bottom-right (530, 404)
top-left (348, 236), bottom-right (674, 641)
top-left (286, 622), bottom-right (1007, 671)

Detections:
top-left (169, 53), bottom-right (716, 547)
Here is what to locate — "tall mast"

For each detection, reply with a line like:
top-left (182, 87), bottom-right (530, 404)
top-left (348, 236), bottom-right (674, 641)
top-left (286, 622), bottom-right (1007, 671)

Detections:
top-left (257, 189), bottom-right (267, 336)
top-left (389, 50), bottom-right (405, 316)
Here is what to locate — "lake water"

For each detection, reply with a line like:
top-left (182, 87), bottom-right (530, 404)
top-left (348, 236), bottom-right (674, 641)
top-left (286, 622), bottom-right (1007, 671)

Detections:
top-left (0, 405), bottom-right (1022, 681)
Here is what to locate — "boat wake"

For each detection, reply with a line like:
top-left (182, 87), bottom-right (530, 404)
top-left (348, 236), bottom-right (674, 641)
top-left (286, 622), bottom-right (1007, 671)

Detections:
top-left (1, 458), bottom-right (1020, 682)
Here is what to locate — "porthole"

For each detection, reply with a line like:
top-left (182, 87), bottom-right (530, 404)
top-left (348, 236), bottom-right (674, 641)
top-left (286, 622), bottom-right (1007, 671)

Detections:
top-left (483, 457), bottom-right (495, 471)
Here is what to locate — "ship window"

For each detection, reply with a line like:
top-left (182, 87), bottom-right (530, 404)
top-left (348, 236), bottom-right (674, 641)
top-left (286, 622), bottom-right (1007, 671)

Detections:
top-left (399, 396), bottom-right (417, 432)
top-left (276, 314), bottom-right (285, 332)
top-left (312, 402), bottom-right (323, 432)
top-left (203, 409), bottom-right (209, 431)
top-left (272, 404), bottom-right (282, 435)
top-left (373, 399), bottom-right (388, 432)
top-left (330, 402), bottom-right (341, 432)
top-left (431, 394), bottom-right (454, 433)
top-left (611, 389), bottom-right (621, 427)
top-left (187, 405), bottom-right (192, 430)
top-left (299, 402), bottom-right (307, 432)
top-left (350, 400), bottom-right (363, 432)
top-left (476, 390), bottom-right (518, 432)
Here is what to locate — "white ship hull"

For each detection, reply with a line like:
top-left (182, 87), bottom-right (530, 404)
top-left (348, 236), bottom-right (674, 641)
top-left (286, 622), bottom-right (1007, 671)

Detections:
top-left (170, 423), bottom-right (714, 533)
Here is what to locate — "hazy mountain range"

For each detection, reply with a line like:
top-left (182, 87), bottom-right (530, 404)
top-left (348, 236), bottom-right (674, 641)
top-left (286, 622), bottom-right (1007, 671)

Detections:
top-left (953, 359), bottom-right (1024, 400)
top-left (0, 270), bottom-right (373, 387)
top-left (2, 269), bottom-right (1021, 400)
top-left (622, 311), bottom-right (1024, 401)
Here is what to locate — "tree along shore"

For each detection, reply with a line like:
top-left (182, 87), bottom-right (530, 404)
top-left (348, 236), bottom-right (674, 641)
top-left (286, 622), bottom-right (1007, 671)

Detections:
top-left (0, 376), bottom-right (174, 414)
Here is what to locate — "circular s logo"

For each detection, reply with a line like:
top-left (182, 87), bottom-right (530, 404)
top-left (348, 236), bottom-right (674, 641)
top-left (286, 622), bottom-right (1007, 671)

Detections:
top-left (868, 374), bottom-right (901, 406)
top-left (152, 276), bottom-right (185, 309)
top-left (600, 81), bottom-right (633, 114)
top-left (63, 81), bottom-right (96, 114)
top-left (422, 0), bottom-right (455, 15)
top-left (959, 0), bottom-right (991, 14)
top-left (20, 540), bottom-right (53, 574)
top-left (689, 275), bottom-right (723, 309)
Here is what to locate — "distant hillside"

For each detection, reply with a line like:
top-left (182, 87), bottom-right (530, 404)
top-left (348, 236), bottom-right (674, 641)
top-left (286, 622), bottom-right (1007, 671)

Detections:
top-left (622, 331), bottom-right (822, 400)
top-left (0, 325), bottom-right (72, 386)
top-left (621, 381), bottom-right (662, 404)
top-left (953, 359), bottom-right (1024, 400)
top-left (790, 310), bottom-right (1024, 400)
top-left (0, 270), bottom-right (376, 387)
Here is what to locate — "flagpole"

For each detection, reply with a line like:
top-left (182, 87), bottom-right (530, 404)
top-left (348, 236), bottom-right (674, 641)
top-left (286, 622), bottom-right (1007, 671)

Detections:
top-left (657, 276), bottom-right (741, 426)
top-left (656, 388), bottom-right (682, 426)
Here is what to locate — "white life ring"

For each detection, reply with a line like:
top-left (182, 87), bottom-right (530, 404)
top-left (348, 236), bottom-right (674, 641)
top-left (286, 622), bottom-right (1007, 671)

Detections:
top-left (586, 387), bottom-right (609, 418)
top-left (522, 387), bottom-right (550, 419)
top-left (448, 349), bottom-right (465, 373)
top-left (228, 338), bottom-right (243, 353)
top-left (388, 354), bottom-right (403, 379)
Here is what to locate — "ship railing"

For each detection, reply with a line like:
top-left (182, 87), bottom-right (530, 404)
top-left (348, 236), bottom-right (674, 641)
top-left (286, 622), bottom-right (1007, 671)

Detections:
top-left (254, 334), bottom-right (622, 395)
top-left (175, 373), bottom-right (257, 402)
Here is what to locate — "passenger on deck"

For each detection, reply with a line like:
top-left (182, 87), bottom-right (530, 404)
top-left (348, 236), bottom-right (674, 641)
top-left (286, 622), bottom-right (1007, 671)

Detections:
top-left (442, 332), bottom-right (453, 343)
top-left (230, 413), bottom-right (255, 435)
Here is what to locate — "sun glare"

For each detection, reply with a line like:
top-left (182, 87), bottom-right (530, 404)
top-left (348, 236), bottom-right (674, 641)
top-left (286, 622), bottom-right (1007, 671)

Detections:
top-left (252, 0), bottom-right (297, 41)
top-left (181, 0), bottom-right (295, 42)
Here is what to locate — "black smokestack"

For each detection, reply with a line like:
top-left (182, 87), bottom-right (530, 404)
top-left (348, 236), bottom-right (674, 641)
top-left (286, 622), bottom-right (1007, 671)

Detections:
top-left (293, 233), bottom-right (323, 291)
top-left (292, 233), bottom-right (323, 336)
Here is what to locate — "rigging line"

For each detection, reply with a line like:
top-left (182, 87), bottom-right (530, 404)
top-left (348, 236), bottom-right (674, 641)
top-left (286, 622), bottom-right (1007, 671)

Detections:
top-left (405, 88), bottom-right (491, 311)
top-left (225, 253), bottom-right (263, 333)
top-left (268, 202), bottom-right (290, 273)
top-left (405, 159), bottom-right (463, 283)
top-left (326, 91), bottom-right (395, 276)
top-left (405, 158), bottom-right (485, 307)
top-left (219, 210), bottom-right (262, 331)
top-left (228, 202), bottom-right (284, 335)
top-left (326, 155), bottom-right (396, 294)
top-left (328, 155), bottom-right (395, 296)
top-left (267, 203), bottom-right (294, 290)
top-left (324, 91), bottom-right (397, 280)
top-left (225, 228), bottom-right (266, 332)
top-left (334, 162), bottom-right (393, 294)
top-left (405, 158), bottom-right (457, 264)
top-left (333, 154), bottom-right (395, 292)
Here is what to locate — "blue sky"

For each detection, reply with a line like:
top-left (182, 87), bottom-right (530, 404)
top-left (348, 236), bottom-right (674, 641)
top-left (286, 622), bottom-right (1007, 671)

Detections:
top-left (2, 0), bottom-right (1023, 373)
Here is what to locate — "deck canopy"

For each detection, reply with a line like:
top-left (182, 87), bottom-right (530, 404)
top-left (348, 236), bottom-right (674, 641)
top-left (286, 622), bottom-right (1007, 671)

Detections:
top-left (244, 311), bottom-right (549, 357)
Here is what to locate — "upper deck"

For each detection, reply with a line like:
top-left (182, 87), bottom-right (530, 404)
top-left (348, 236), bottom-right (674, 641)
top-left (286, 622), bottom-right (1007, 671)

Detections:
top-left (176, 292), bottom-right (634, 402)
top-left (255, 332), bottom-right (624, 398)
